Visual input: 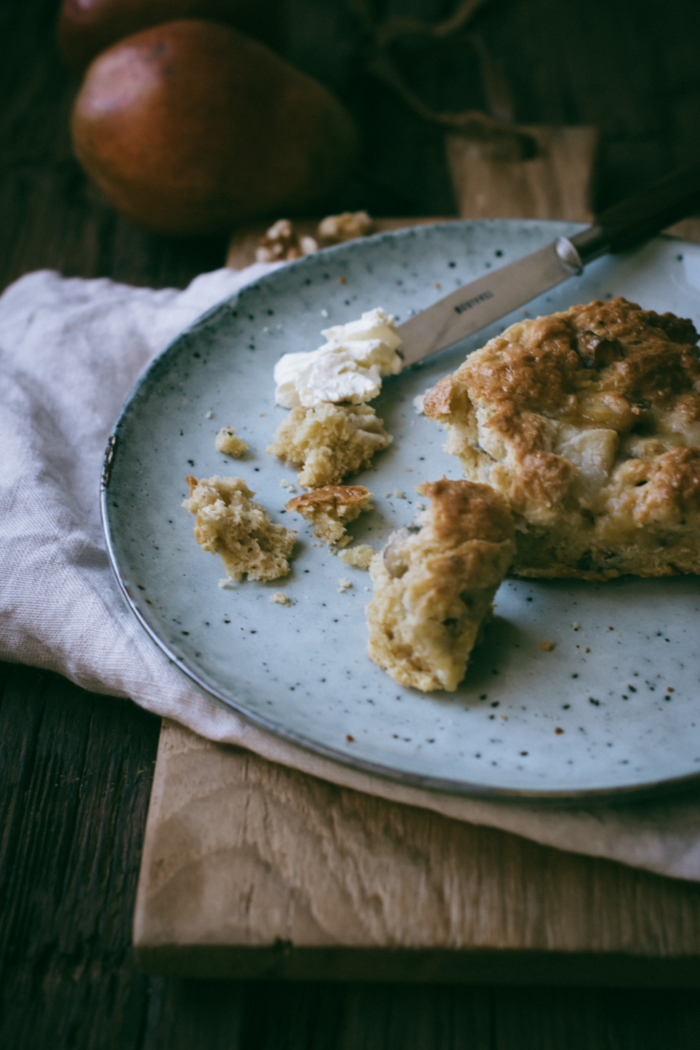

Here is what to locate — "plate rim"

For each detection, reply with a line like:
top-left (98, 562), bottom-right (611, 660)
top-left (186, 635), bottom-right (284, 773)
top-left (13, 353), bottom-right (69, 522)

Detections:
top-left (101, 218), bottom-right (700, 806)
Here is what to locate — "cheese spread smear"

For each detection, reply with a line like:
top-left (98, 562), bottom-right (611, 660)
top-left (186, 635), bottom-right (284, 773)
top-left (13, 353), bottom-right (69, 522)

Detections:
top-left (274, 308), bottom-right (403, 408)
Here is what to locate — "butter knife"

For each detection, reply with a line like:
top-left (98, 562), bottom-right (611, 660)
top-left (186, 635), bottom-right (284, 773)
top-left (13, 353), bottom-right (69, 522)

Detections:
top-left (397, 160), bottom-right (700, 365)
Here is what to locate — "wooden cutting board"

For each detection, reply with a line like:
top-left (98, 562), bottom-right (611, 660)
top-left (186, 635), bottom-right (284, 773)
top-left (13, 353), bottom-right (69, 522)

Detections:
top-left (133, 128), bottom-right (700, 984)
top-left (133, 720), bottom-right (700, 985)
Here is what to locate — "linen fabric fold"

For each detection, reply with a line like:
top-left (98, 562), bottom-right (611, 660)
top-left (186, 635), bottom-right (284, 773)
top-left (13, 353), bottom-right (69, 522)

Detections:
top-left (2, 265), bottom-right (700, 882)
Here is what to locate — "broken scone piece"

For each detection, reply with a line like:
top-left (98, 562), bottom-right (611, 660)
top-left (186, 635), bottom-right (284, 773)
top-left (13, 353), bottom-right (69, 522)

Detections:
top-left (286, 485), bottom-right (373, 547)
top-left (425, 297), bottom-right (700, 579)
top-left (367, 479), bottom-right (515, 692)
top-left (340, 543), bottom-right (377, 570)
top-left (184, 475), bottom-right (296, 582)
top-left (267, 402), bottom-right (391, 488)
top-left (215, 425), bottom-right (248, 458)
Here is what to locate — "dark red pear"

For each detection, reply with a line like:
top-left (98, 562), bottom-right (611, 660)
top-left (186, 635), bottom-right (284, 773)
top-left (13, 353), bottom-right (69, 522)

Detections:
top-left (70, 20), bottom-right (358, 236)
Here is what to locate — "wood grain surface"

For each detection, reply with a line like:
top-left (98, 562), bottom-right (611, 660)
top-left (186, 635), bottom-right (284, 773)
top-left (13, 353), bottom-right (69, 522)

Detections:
top-left (134, 722), bottom-right (700, 985)
top-left (446, 126), bottom-right (598, 221)
top-left (4, 0), bottom-right (700, 1045)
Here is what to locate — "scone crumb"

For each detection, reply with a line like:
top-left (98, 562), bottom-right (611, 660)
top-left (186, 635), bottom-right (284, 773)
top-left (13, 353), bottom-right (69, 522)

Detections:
top-left (415, 501), bottom-right (426, 511)
top-left (338, 577), bottom-right (353, 592)
top-left (271, 591), bottom-right (291, 605)
top-left (280, 478), bottom-right (297, 492)
top-left (215, 426), bottom-right (248, 458)
top-left (286, 485), bottom-right (373, 547)
top-left (572, 622), bottom-right (580, 630)
top-left (540, 641), bottom-right (555, 652)
top-left (394, 489), bottom-right (406, 499)
top-left (184, 475), bottom-right (296, 582)
top-left (340, 544), bottom-right (376, 570)
top-left (268, 402), bottom-right (391, 488)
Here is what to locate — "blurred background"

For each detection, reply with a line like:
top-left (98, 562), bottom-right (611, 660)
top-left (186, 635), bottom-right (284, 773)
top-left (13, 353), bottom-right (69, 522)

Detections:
top-left (3, 0), bottom-right (699, 290)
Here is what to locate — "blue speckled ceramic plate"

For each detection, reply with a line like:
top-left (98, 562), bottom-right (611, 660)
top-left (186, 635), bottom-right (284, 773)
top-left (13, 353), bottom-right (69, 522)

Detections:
top-left (102, 220), bottom-right (700, 801)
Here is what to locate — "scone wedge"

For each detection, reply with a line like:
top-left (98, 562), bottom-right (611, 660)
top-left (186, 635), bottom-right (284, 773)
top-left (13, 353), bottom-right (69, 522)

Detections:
top-left (425, 297), bottom-right (700, 580)
top-left (367, 479), bottom-right (515, 692)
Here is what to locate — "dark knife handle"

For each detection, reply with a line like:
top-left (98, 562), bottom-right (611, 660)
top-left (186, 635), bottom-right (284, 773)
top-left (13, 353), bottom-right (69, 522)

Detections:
top-left (569, 159), bottom-right (700, 265)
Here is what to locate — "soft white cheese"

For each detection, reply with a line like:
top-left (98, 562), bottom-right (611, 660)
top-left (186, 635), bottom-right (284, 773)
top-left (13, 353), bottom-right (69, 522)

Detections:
top-left (273, 308), bottom-right (403, 408)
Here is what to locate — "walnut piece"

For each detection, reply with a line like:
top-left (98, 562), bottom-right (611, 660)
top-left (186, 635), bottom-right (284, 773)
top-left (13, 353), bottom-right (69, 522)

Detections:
top-left (255, 219), bottom-right (318, 263)
top-left (317, 211), bottom-right (374, 245)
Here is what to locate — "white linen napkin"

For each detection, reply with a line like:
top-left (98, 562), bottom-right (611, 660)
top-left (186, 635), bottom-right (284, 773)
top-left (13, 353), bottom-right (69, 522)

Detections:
top-left (2, 265), bottom-right (700, 883)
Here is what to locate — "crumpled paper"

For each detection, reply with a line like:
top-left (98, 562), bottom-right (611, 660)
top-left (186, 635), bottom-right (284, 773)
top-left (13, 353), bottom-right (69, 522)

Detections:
top-left (2, 265), bottom-right (700, 882)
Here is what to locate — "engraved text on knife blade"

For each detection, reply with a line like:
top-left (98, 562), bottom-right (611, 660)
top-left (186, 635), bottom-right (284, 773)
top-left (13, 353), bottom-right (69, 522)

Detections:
top-left (397, 243), bottom-right (575, 365)
top-left (454, 291), bottom-right (494, 314)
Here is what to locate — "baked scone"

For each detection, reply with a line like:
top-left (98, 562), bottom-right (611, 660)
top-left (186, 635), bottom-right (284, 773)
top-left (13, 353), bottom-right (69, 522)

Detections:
top-left (286, 484), bottom-right (373, 546)
top-left (267, 402), bottom-right (391, 488)
top-left (183, 475), bottom-right (297, 582)
top-left (366, 479), bottom-right (515, 691)
top-left (425, 297), bottom-right (700, 580)
top-left (215, 425), bottom-right (248, 457)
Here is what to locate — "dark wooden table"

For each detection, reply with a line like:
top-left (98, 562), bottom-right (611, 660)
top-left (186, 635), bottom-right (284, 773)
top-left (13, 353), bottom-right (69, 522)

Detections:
top-left (3, 1), bottom-right (700, 1045)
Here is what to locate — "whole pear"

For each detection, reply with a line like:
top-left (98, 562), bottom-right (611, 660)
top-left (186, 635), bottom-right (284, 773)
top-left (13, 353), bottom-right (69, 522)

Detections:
top-left (71, 20), bottom-right (358, 235)
top-left (58, 0), bottom-right (287, 72)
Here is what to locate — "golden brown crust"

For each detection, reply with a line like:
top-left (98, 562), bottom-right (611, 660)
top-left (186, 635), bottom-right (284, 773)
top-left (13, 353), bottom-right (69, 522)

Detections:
top-left (440, 297), bottom-right (700, 429)
top-left (509, 452), bottom-right (578, 511)
top-left (415, 478), bottom-right (515, 545)
top-left (286, 484), bottom-right (371, 513)
top-left (423, 375), bottom-right (469, 420)
top-left (461, 315), bottom-right (581, 426)
top-left (425, 297), bottom-right (700, 579)
top-left (285, 483), bottom-right (373, 546)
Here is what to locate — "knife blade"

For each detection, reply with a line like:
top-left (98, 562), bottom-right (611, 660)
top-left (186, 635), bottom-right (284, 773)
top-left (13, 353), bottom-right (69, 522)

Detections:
top-left (397, 159), bottom-right (700, 366)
